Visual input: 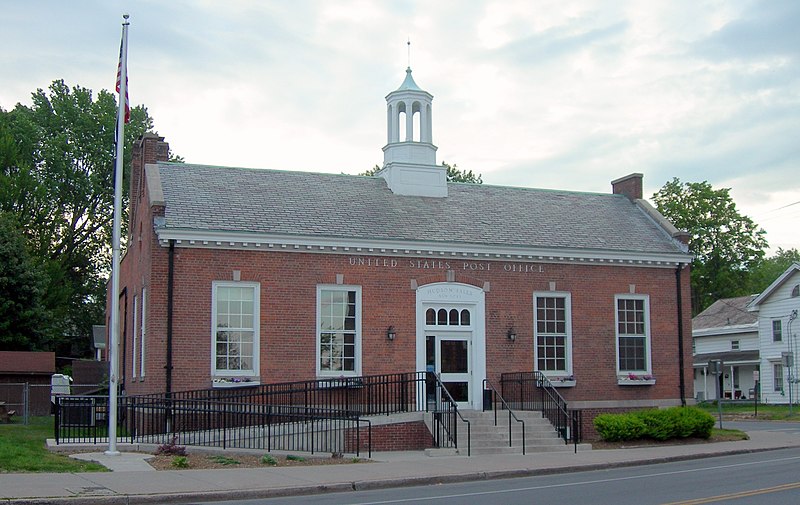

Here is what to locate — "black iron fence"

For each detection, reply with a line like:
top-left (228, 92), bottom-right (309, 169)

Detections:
top-left (56, 395), bottom-right (372, 456)
top-left (136, 372), bottom-right (425, 417)
top-left (500, 371), bottom-right (582, 450)
top-left (54, 371), bottom-right (470, 456)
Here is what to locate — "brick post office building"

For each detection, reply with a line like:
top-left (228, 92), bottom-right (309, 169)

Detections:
top-left (109, 68), bottom-right (693, 438)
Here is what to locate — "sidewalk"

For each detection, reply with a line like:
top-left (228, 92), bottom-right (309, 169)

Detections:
top-left (2, 429), bottom-right (799, 505)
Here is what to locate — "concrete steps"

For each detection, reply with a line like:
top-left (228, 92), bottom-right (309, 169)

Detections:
top-left (454, 410), bottom-right (588, 455)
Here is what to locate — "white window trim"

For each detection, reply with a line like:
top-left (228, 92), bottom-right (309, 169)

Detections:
top-left (533, 292), bottom-right (573, 382)
top-left (773, 362), bottom-right (784, 393)
top-left (316, 284), bottom-right (362, 378)
top-left (772, 319), bottom-right (783, 342)
top-left (140, 288), bottom-right (147, 378)
top-left (614, 294), bottom-right (653, 379)
top-left (132, 294), bottom-right (138, 380)
top-left (211, 281), bottom-right (261, 379)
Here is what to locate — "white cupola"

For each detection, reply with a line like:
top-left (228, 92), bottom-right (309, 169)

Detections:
top-left (379, 67), bottom-right (447, 197)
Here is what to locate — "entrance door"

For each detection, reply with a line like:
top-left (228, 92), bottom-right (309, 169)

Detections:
top-left (427, 334), bottom-right (471, 407)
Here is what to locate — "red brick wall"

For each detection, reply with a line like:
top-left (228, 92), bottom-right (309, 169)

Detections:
top-left (112, 135), bottom-right (169, 396)
top-left (346, 421), bottom-right (435, 452)
top-left (117, 243), bottom-right (691, 404)
top-left (611, 174), bottom-right (643, 200)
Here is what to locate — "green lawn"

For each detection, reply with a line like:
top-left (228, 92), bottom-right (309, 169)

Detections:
top-left (711, 428), bottom-right (750, 441)
top-left (696, 401), bottom-right (800, 421)
top-left (0, 416), bottom-right (107, 473)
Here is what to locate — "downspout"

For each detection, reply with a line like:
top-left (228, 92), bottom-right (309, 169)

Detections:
top-left (166, 240), bottom-right (175, 397)
top-left (676, 265), bottom-right (686, 406)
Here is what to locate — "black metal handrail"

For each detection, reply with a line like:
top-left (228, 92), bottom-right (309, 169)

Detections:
top-left (429, 372), bottom-right (471, 456)
top-left (134, 371), bottom-right (426, 418)
top-left (500, 371), bottom-right (581, 452)
top-left (56, 395), bottom-right (374, 457)
top-left (483, 379), bottom-right (526, 455)
top-left (54, 371), bottom-right (475, 455)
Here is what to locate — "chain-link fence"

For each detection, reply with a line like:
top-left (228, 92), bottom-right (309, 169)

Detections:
top-left (0, 382), bottom-right (104, 425)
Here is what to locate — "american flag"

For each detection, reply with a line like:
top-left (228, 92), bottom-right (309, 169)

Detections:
top-left (116, 40), bottom-right (129, 124)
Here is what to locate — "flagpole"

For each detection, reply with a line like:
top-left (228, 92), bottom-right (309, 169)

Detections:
top-left (107, 13), bottom-right (129, 457)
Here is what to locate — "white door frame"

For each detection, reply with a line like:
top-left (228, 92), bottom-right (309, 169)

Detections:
top-left (416, 282), bottom-right (486, 410)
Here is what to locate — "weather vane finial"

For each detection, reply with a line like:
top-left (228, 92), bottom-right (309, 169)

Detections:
top-left (407, 37), bottom-right (411, 68)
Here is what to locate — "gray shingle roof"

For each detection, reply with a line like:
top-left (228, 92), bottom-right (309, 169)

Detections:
top-left (693, 350), bottom-right (759, 365)
top-left (692, 296), bottom-right (759, 331)
top-left (156, 162), bottom-right (686, 256)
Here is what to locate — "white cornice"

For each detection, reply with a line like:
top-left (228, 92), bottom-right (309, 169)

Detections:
top-left (154, 228), bottom-right (693, 267)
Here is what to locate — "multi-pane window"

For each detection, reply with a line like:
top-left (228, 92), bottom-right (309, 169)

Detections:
top-left (616, 296), bottom-right (650, 373)
top-left (140, 288), bottom-right (147, 378)
top-left (212, 282), bottom-right (259, 376)
top-left (318, 287), bottom-right (361, 376)
top-left (772, 320), bottom-right (783, 342)
top-left (132, 295), bottom-right (138, 379)
top-left (774, 363), bottom-right (784, 393)
top-left (731, 340), bottom-right (740, 351)
top-left (533, 294), bottom-right (571, 375)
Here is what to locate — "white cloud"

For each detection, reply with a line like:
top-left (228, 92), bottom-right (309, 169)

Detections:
top-left (1, 0), bottom-right (797, 253)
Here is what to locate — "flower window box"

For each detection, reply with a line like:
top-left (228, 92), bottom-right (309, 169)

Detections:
top-left (212, 377), bottom-right (260, 388)
top-left (548, 376), bottom-right (576, 387)
top-left (617, 373), bottom-right (656, 386)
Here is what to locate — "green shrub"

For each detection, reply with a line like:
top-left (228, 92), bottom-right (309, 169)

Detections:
top-left (668, 408), bottom-right (695, 438)
top-left (208, 455), bottom-right (240, 465)
top-left (261, 454), bottom-right (278, 466)
top-left (171, 456), bottom-right (189, 468)
top-left (286, 454), bottom-right (305, 462)
top-left (682, 407), bottom-right (715, 439)
top-left (595, 407), bottom-right (716, 442)
top-left (635, 409), bottom-right (677, 441)
top-left (594, 413), bottom-right (646, 441)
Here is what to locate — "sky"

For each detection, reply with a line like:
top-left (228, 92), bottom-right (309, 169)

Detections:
top-left (1, 0), bottom-right (798, 253)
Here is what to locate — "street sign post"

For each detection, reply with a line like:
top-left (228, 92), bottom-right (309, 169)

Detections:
top-left (709, 359), bottom-right (724, 429)
top-left (783, 352), bottom-right (794, 415)
top-left (753, 370), bottom-right (760, 417)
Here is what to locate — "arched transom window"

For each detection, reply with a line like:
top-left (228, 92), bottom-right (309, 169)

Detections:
top-left (426, 307), bottom-right (471, 326)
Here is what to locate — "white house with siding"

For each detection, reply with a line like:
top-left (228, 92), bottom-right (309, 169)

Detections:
top-left (692, 296), bottom-right (759, 401)
top-left (748, 263), bottom-right (800, 405)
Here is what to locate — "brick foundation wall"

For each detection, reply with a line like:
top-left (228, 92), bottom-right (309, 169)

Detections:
top-left (346, 421), bottom-right (435, 452)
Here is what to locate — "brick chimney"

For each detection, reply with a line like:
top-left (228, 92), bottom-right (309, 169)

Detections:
top-left (611, 173), bottom-right (643, 201)
top-left (129, 133), bottom-right (169, 232)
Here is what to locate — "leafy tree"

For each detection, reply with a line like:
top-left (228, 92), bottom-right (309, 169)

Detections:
top-left (1, 80), bottom-right (155, 354)
top-left (362, 161), bottom-right (482, 183)
top-left (652, 178), bottom-right (768, 314)
top-left (442, 161), bottom-right (482, 184)
top-left (747, 248), bottom-right (800, 294)
top-left (0, 212), bottom-right (48, 350)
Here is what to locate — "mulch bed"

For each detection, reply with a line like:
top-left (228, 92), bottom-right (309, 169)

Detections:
top-left (147, 452), bottom-right (369, 470)
top-left (590, 432), bottom-right (747, 450)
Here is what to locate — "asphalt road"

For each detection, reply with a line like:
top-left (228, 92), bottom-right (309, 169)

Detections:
top-left (724, 420), bottom-right (800, 434)
top-left (191, 446), bottom-right (800, 505)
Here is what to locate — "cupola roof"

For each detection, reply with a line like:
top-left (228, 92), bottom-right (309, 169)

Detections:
top-left (394, 67), bottom-right (422, 92)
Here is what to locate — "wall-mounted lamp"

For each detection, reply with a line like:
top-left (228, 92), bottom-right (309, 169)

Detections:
top-left (507, 327), bottom-right (516, 341)
top-left (387, 326), bottom-right (396, 341)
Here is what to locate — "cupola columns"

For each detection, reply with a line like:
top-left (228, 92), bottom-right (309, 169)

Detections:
top-left (379, 67), bottom-right (447, 197)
